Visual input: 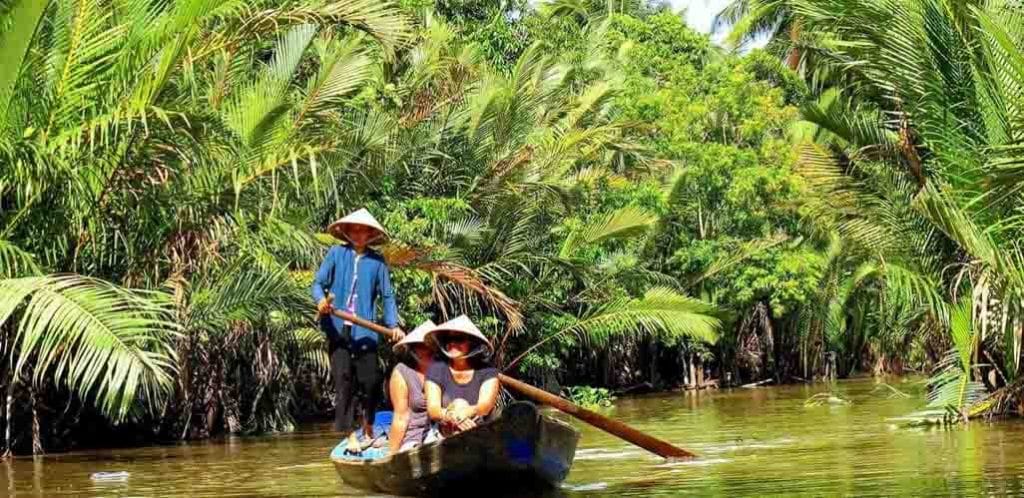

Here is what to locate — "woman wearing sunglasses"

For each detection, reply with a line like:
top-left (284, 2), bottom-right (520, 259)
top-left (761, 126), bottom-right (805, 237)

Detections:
top-left (424, 315), bottom-right (500, 435)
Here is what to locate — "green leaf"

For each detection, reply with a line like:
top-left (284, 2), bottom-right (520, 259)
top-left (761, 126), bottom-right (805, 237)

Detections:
top-left (0, 275), bottom-right (178, 422)
top-left (565, 287), bottom-right (720, 345)
top-left (0, 239), bottom-right (41, 278)
top-left (559, 206), bottom-right (657, 259)
top-left (0, 0), bottom-right (50, 124)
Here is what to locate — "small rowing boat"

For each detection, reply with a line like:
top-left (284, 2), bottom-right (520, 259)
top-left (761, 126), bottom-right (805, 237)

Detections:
top-left (331, 401), bottom-right (580, 496)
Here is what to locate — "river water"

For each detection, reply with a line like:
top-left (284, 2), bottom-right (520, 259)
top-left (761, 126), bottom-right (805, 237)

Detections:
top-left (4, 377), bottom-right (1024, 496)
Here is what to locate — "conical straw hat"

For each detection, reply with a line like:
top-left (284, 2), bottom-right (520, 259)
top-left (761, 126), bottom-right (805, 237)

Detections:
top-left (328, 208), bottom-right (388, 243)
top-left (393, 319), bottom-right (437, 354)
top-left (426, 315), bottom-right (492, 353)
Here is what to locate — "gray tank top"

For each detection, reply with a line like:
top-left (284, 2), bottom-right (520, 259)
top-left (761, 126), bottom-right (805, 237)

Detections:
top-left (394, 363), bottom-right (429, 447)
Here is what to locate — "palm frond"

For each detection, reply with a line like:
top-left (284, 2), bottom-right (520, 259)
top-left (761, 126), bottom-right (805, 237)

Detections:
top-left (911, 184), bottom-right (1004, 277)
top-left (565, 287), bottom-right (720, 345)
top-left (0, 0), bottom-right (49, 126)
top-left (289, 327), bottom-right (329, 379)
top-left (901, 295), bottom-right (987, 422)
top-left (0, 275), bottom-right (178, 422)
top-left (415, 260), bottom-right (524, 332)
top-left (224, 23), bottom-right (317, 149)
top-left (949, 296), bottom-right (978, 388)
top-left (559, 206), bottom-right (656, 259)
top-left (597, 251), bottom-right (682, 289)
top-left (442, 216), bottom-right (486, 246)
top-left (188, 256), bottom-right (304, 330)
top-left (542, 0), bottom-right (591, 23)
top-left (44, 0), bottom-right (126, 137)
top-left (798, 89), bottom-right (899, 160)
top-left (505, 287), bottom-right (720, 370)
top-left (295, 34), bottom-right (374, 125)
top-left (689, 235), bottom-right (788, 288)
top-left (720, 0), bottom-right (790, 49)
top-left (308, 0), bottom-right (411, 49)
top-left (0, 238), bottom-right (41, 278)
top-left (880, 261), bottom-right (947, 321)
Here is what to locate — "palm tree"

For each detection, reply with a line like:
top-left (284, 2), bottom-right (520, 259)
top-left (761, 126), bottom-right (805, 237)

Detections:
top-left (0, 275), bottom-right (179, 455)
top-left (713, 0), bottom-right (801, 69)
top-left (0, 1), bottom-right (725, 453)
top-left (542, 0), bottom-right (669, 21)
top-left (0, 0), bottom-right (410, 277)
top-left (0, 0), bottom-right (411, 453)
top-left (361, 17), bottom-right (722, 369)
top-left (788, 0), bottom-right (1024, 418)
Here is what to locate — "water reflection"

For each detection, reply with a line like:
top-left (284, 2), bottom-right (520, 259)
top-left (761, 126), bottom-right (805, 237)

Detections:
top-left (3, 378), bottom-right (1024, 496)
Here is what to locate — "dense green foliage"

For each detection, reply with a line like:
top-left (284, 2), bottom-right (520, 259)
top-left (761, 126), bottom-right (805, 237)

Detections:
top-left (3, 0), bottom-right (1020, 455)
top-left (0, 0), bottom-right (728, 455)
top-left (563, 385), bottom-right (615, 408)
top-left (719, 0), bottom-right (1024, 422)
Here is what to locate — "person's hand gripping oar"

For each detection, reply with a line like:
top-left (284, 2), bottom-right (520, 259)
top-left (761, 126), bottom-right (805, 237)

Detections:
top-left (316, 292), bottom-right (405, 343)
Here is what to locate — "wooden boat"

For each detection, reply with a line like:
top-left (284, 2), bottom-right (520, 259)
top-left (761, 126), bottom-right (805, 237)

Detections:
top-left (332, 401), bottom-right (580, 496)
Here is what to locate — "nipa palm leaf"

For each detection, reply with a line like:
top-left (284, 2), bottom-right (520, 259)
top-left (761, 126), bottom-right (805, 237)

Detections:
top-left (564, 287), bottom-right (720, 346)
top-left (0, 238), bottom-right (41, 278)
top-left (0, 275), bottom-right (178, 422)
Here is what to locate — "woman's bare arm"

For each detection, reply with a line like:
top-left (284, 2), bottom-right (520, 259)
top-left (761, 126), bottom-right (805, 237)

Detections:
top-left (473, 378), bottom-right (500, 418)
top-left (451, 376), bottom-right (501, 425)
top-left (387, 372), bottom-right (410, 454)
top-left (426, 380), bottom-right (445, 422)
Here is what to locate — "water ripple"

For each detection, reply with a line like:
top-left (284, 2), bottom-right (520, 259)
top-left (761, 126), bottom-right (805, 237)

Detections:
top-left (5, 378), bottom-right (1024, 497)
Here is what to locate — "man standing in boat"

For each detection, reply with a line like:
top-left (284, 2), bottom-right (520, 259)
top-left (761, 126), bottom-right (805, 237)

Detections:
top-left (313, 208), bottom-right (405, 445)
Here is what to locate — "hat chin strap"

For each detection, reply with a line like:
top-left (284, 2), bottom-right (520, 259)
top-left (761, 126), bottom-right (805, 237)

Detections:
top-left (441, 344), bottom-right (487, 361)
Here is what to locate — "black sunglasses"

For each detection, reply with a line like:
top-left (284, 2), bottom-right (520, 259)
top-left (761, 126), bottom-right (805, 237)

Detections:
top-left (437, 332), bottom-right (471, 343)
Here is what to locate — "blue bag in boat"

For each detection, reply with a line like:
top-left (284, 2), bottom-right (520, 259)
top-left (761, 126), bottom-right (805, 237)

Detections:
top-left (330, 411), bottom-right (393, 461)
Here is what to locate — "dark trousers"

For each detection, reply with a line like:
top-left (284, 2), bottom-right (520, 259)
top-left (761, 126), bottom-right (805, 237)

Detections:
top-left (329, 336), bottom-right (381, 433)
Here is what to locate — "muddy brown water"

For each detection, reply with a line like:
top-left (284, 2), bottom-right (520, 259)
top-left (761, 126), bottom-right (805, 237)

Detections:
top-left (4, 377), bottom-right (1024, 496)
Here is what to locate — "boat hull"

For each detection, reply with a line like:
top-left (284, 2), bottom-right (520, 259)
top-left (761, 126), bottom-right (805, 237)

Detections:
top-left (332, 402), bottom-right (580, 496)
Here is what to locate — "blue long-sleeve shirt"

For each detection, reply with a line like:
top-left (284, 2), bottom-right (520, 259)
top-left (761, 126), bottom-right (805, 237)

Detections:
top-left (312, 245), bottom-right (398, 349)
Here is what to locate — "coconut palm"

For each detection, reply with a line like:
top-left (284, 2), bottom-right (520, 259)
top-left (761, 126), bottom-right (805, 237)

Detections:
top-left (0, 0), bottom-right (410, 277)
top-left (541, 0), bottom-right (669, 22)
top-left (0, 275), bottom-right (179, 455)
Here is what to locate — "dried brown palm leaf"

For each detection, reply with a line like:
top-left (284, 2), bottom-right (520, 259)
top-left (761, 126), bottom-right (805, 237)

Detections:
top-left (380, 244), bottom-right (523, 332)
top-left (380, 243), bottom-right (423, 267)
top-left (419, 260), bottom-right (523, 333)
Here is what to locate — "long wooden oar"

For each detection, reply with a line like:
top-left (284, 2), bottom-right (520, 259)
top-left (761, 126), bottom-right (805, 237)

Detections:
top-left (495, 374), bottom-right (696, 459)
top-left (323, 308), bottom-right (696, 460)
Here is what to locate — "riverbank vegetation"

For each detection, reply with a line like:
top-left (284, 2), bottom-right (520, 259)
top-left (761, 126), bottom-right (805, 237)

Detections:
top-left (1, 0), bottom-right (1022, 454)
top-left (717, 0), bottom-right (1024, 425)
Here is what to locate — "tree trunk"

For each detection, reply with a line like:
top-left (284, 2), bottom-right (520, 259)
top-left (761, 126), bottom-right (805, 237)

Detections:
top-left (680, 349), bottom-right (691, 387)
top-left (759, 302), bottom-right (777, 381)
top-left (29, 387), bottom-right (42, 456)
top-left (898, 117), bottom-right (927, 189)
top-left (222, 361), bottom-right (241, 433)
top-left (204, 376), bottom-right (220, 439)
top-left (786, 20), bottom-right (802, 71)
top-left (3, 381), bottom-right (14, 458)
top-left (688, 354), bottom-right (697, 389)
top-left (647, 340), bottom-right (660, 388)
top-left (600, 350), bottom-right (612, 387)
